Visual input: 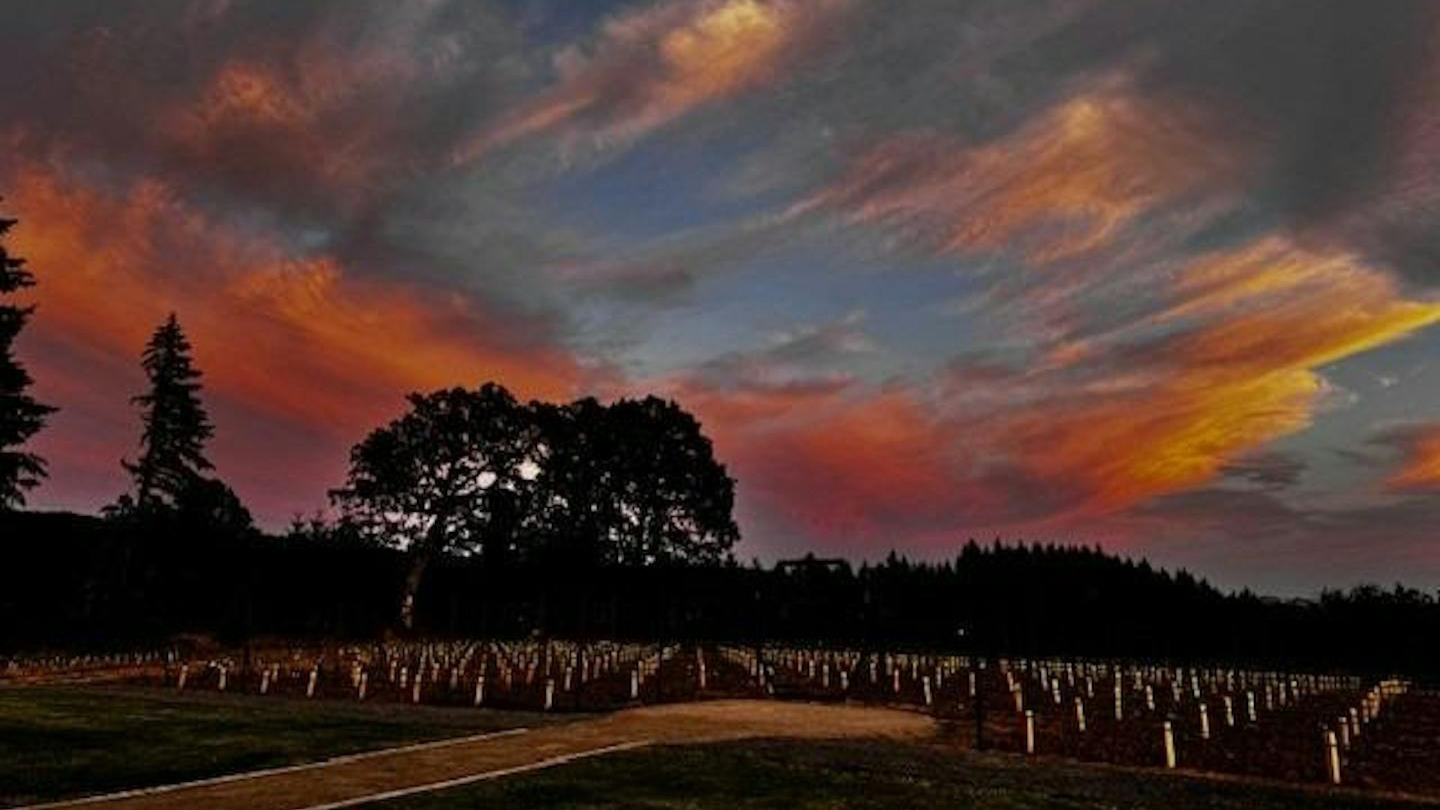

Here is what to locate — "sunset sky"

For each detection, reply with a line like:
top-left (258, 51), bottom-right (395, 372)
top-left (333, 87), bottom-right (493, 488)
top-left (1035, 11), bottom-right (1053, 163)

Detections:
top-left (3, 0), bottom-right (1439, 594)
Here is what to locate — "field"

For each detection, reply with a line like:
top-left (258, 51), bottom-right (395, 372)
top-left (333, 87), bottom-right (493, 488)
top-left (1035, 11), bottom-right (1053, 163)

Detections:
top-left (4, 640), bottom-right (1440, 809)
top-left (0, 686), bottom-right (549, 807)
top-left (3, 687), bottom-right (1436, 810)
top-left (366, 739), bottom-right (1439, 810)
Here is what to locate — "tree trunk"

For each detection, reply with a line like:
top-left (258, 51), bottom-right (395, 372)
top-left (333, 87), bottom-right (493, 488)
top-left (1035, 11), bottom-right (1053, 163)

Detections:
top-left (399, 546), bottom-right (433, 632)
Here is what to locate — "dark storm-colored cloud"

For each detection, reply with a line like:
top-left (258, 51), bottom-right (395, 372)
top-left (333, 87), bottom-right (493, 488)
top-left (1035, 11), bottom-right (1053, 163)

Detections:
top-left (686, 308), bottom-right (872, 393)
top-left (0, 0), bottom-right (619, 347)
top-left (672, 0), bottom-right (1440, 292)
top-left (1368, 422), bottom-right (1440, 491)
top-left (0, 1), bottom-right (527, 219)
top-left (1125, 485), bottom-right (1440, 594)
top-left (1019, 3), bottom-right (1411, 183)
top-left (453, 0), bottom-right (861, 165)
top-left (1219, 452), bottom-right (1308, 491)
top-left (1009, 0), bottom-right (1440, 287)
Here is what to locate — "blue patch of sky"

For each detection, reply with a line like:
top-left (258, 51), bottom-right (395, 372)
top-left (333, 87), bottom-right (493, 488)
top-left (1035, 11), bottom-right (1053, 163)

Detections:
top-left (1315, 326), bottom-right (1440, 434)
top-left (543, 135), bottom-right (797, 246)
top-left (499, 0), bottom-right (639, 45)
top-left (621, 240), bottom-right (1003, 384)
top-left (1265, 324), bottom-right (1440, 496)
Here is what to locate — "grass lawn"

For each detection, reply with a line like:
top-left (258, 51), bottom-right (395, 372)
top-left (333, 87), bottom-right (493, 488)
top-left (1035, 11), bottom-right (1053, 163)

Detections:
top-left (369, 739), bottom-right (1436, 810)
top-left (0, 685), bottom-right (548, 807)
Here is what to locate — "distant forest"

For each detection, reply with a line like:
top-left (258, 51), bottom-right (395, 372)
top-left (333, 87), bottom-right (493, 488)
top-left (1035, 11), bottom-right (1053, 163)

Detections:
top-left (3, 509), bottom-right (1438, 680)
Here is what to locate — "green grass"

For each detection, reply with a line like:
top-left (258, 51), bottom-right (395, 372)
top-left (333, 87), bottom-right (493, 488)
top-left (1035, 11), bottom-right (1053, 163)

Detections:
top-left (369, 739), bottom-right (1435, 810)
top-left (0, 685), bottom-right (546, 807)
top-left (5, 690), bottom-right (1432, 810)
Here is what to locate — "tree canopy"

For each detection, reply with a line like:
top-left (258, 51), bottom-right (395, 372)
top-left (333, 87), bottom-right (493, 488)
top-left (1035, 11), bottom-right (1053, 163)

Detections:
top-left (537, 395), bottom-right (738, 566)
top-left (333, 382), bottom-right (739, 629)
top-left (331, 383), bottom-right (540, 628)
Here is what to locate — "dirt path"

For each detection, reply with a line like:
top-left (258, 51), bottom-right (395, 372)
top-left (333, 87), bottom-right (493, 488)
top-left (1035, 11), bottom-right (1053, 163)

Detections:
top-left (23, 700), bottom-right (935, 810)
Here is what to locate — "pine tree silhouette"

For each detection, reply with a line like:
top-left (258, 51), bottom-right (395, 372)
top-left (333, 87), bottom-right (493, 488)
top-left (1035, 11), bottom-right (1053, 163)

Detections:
top-left (0, 203), bottom-right (54, 509)
top-left (121, 314), bottom-right (214, 509)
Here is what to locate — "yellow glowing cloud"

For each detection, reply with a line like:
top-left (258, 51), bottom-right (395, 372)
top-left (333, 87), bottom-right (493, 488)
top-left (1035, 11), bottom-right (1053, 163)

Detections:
top-left (1009, 368), bottom-right (1321, 510)
top-left (998, 239), bottom-right (1440, 513)
top-left (657, 0), bottom-right (787, 104)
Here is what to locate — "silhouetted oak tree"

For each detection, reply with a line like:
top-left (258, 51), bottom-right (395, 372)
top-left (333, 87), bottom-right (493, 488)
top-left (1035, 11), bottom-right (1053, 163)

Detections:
top-left (121, 314), bottom-right (215, 510)
top-left (332, 383), bottom-right (539, 630)
top-left (596, 396), bottom-right (738, 565)
top-left (537, 395), bottom-right (739, 566)
top-left (0, 205), bottom-right (54, 509)
top-left (529, 397), bottom-right (615, 568)
top-left (172, 474), bottom-right (254, 535)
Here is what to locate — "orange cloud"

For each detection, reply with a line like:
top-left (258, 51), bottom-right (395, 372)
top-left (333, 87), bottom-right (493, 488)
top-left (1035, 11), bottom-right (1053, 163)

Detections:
top-left (732, 393), bottom-right (959, 536)
top-left (1387, 427), bottom-right (1440, 490)
top-left (456, 0), bottom-right (852, 162)
top-left (6, 162), bottom-right (587, 433)
top-left (673, 381), bottom-right (986, 549)
top-left (792, 87), bottom-right (1239, 261)
top-left (190, 61), bottom-right (318, 130)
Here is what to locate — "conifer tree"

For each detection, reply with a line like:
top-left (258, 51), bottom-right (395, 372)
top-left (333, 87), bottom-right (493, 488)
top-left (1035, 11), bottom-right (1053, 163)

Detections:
top-left (0, 203), bottom-right (54, 509)
top-left (122, 314), bottom-right (214, 509)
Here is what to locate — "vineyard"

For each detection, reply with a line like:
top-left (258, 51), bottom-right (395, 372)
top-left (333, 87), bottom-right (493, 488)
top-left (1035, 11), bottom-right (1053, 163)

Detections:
top-left (6, 639), bottom-right (1438, 800)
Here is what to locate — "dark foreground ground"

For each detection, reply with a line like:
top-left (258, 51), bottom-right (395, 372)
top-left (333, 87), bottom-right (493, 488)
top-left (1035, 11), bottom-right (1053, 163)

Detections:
top-left (2, 686), bottom-right (1434, 810)
top-left (367, 738), bottom-right (1437, 810)
top-left (0, 686), bottom-right (551, 807)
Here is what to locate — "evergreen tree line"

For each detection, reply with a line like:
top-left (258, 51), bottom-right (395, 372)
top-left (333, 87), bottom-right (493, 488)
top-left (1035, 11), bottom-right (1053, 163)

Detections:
top-left (3, 513), bottom-right (1439, 679)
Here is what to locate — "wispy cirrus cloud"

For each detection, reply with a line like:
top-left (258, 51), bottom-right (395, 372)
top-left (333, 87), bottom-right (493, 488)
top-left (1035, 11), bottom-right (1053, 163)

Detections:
top-left (454, 0), bottom-right (857, 164)
top-left (1218, 451), bottom-right (1307, 491)
top-left (666, 235), bottom-right (1440, 555)
top-left (1369, 423), bottom-right (1440, 492)
top-left (787, 84), bottom-right (1243, 262)
top-left (958, 238), bottom-right (1440, 517)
